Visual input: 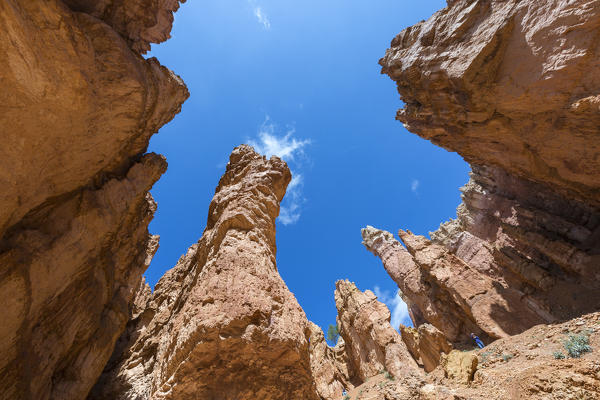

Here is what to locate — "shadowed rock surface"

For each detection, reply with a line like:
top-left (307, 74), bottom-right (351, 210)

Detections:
top-left (0, 1), bottom-right (187, 398)
top-left (380, 0), bottom-right (600, 206)
top-left (370, 0), bottom-right (600, 347)
top-left (362, 226), bottom-right (550, 343)
top-left (62, 0), bottom-right (186, 53)
top-left (89, 146), bottom-right (320, 400)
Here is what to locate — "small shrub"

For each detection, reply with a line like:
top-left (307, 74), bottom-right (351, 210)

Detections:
top-left (563, 332), bottom-right (592, 358)
top-left (501, 353), bottom-right (513, 362)
top-left (384, 370), bottom-right (394, 381)
top-left (553, 351), bottom-right (565, 359)
top-left (343, 396), bottom-right (350, 400)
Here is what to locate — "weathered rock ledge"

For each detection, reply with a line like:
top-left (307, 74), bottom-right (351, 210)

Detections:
top-left (63, 0), bottom-right (187, 53)
top-left (380, 0), bottom-right (600, 207)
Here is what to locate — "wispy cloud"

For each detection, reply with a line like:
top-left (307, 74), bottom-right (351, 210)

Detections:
top-left (249, 119), bottom-right (310, 161)
top-left (251, 4), bottom-right (271, 29)
top-left (249, 117), bottom-right (310, 225)
top-left (373, 286), bottom-right (411, 330)
top-left (411, 179), bottom-right (420, 194)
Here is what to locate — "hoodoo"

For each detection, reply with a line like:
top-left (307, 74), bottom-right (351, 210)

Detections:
top-left (89, 146), bottom-right (320, 400)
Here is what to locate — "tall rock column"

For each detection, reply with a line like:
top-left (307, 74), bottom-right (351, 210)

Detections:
top-left (0, 1), bottom-right (187, 399)
top-left (90, 145), bottom-right (320, 400)
top-left (334, 280), bottom-right (421, 383)
top-left (361, 226), bottom-right (549, 343)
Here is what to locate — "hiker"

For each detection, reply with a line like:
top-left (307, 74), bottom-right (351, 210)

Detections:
top-left (470, 333), bottom-right (485, 349)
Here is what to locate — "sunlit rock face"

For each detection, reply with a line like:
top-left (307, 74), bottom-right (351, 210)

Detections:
top-left (62, 0), bottom-right (186, 53)
top-left (380, 0), bottom-right (600, 207)
top-left (338, 311), bottom-right (600, 400)
top-left (334, 280), bottom-right (422, 383)
top-left (307, 322), bottom-right (352, 400)
top-left (372, 0), bottom-right (600, 345)
top-left (0, 1), bottom-right (187, 398)
top-left (89, 146), bottom-right (320, 400)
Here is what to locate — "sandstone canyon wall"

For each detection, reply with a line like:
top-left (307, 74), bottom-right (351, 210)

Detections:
top-left (370, 0), bottom-right (600, 346)
top-left (307, 323), bottom-right (350, 400)
top-left (89, 146), bottom-right (321, 400)
top-left (3, 0), bottom-right (600, 399)
top-left (0, 1), bottom-right (187, 398)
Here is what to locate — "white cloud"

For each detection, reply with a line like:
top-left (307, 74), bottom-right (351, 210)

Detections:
top-left (249, 117), bottom-right (310, 161)
top-left (253, 6), bottom-right (270, 29)
top-left (373, 286), bottom-right (411, 330)
top-left (411, 179), bottom-right (420, 194)
top-left (249, 117), bottom-right (310, 225)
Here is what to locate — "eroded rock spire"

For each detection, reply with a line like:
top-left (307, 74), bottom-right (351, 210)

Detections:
top-left (90, 145), bottom-right (320, 400)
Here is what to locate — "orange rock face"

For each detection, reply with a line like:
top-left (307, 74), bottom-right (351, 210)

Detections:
top-left (400, 324), bottom-right (452, 373)
top-left (62, 0), bottom-right (186, 53)
top-left (90, 146), bottom-right (320, 400)
top-left (307, 322), bottom-right (351, 400)
top-left (334, 280), bottom-right (422, 383)
top-left (336, 313), bottom-right (600, 400)
top-left (0, 1), bottom-right (187, 398)
top-left (433, 312), bottom-right (600, 399)
top-left (372, 0), bottom-right (600, 348)
top-left (362, 226), bottom-right (550, 343)
top-left (380, 0), bottom-right (600, 206)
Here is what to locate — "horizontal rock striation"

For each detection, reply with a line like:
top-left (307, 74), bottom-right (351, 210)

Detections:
top-left (432, 165), bottom-right (600, 322)
top-left (374, 0), bottom-right (600, 345)
top-left (89, 146), bottom-right (320, 400)
top-left (0, 1), bottom-right (187, 398)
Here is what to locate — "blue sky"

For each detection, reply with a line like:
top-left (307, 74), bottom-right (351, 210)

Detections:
top-left (146, 0), bottom-right (469, 340)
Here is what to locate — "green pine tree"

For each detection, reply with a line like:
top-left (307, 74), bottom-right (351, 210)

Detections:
top-left (326, 323), bottom-right (340, 344)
